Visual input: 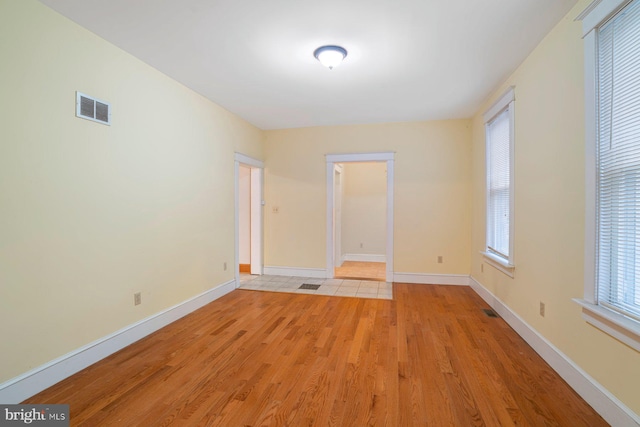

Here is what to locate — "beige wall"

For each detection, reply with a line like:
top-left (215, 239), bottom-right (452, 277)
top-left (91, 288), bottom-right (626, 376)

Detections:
top-left (341, 162), bottom-right (387, 257)
top-left (264, 120), bottom-right (471, 274)
top-left (0, 0), bottom-right (263, 383)
top-left (470, 0), bottom-right (640, 414)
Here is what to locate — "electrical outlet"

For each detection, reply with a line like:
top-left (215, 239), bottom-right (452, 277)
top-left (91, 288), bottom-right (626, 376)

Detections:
top-left (437, 256), bottom-right (443, 264)
top-left (360, 243), bottom-right (363, 248)
top-left (134, 292), bottom-right (141, 306)
top-left (539, 302), bottom-right (545, 317)
top-left (481, 263), bottom-right (484, 273)
top-left (223, 262), bottom-right (227, 271)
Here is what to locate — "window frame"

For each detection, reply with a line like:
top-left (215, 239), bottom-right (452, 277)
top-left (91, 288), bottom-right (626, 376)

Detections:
top-left (575, 0), bottom-right (640, 352)
top-left (482, 86), bottom-right (516, 278)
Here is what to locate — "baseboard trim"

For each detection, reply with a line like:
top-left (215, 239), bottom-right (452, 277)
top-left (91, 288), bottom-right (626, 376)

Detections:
top-left (7, 273), bottom-right (636, 424)
top-left (342, 254), bottom-right (386, 263)
top-left (0, 279), bottom-right (236, 404)
top-left (393, 272), bottom-right (470, 286)
top-left (468, 276), bottom-right (640, 427)
top-left (263, 266), bottom-right (327, 278)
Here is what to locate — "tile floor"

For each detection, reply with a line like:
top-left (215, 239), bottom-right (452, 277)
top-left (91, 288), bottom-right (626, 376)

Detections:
top-left (238, 274), bottom-right (393, 300)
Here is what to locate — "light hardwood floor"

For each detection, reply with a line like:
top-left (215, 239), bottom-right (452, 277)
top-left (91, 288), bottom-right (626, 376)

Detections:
top-left (25, 284), bottom-right (607, 426)
top-left (335, 261), bottom-right (386, 281)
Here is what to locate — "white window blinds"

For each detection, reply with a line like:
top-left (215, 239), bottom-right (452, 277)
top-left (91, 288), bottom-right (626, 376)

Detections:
top-left (487, 108), bottom-right (512, 260)
top-left (597, 0), bottom-right (640, 320)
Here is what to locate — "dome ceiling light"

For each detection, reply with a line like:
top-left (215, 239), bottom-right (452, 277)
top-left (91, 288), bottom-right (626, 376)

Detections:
top-left (313, 45), bottom-right (348, 70)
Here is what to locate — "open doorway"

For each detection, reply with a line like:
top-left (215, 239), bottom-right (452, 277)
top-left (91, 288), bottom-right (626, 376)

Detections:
top-left (334, 162), bottom-right (387, 281)
top-left (238, 165), bottom-right (252, 273)
top-left (234, 153), bottom-right (264, 286)
top-left (326, 152), bottom-right (394, 283)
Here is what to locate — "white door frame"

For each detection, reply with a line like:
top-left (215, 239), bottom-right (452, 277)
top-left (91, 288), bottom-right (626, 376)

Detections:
top-left (325, 152), bottom-right (394, 282)
top-left (234, 153), bottom-right (264, 286)
top-left (334, 164), bottom-right (344, 268)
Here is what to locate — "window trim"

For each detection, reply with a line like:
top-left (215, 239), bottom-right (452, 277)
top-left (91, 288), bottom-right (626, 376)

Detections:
top-left (483, 86), bottom-right (516, 277)
top-left (481, 250), bottom-right (515, 278)
top-left (575, 0), bottom-right (640, 351)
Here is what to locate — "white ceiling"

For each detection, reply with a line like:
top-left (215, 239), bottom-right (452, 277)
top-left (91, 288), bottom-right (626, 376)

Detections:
top-left (39, 0), bottom-right (577, 130)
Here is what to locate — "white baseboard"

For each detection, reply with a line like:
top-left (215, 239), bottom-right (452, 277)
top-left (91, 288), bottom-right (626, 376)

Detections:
top-left (4, 273), bottom-right (636, 425)
top-left (393, 272), bottom-right (470, 286)
top-left (0, 279), bottom-right (236, 404)
top-left (469, 276), bottom-right (640, 427)
top-left (342, 253), bottom-right (386, 263)
top-left (263, 266), bottom-right (327, 278)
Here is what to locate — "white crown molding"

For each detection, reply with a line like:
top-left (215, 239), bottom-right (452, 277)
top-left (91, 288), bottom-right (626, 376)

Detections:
top-left (0, 280), bottom-right (236, 404)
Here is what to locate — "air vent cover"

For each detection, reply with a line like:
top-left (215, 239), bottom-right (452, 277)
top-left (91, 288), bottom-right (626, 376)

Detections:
top-left (482, 308), bottom-right (499, 318)
top-left (76, 91), bottom-right (111, 125)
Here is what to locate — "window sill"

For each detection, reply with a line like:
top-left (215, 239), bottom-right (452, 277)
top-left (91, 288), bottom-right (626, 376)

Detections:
top-left (481, 251), bottom-right (515, 278)
top-left (573, 299), bottom-right (640, 353)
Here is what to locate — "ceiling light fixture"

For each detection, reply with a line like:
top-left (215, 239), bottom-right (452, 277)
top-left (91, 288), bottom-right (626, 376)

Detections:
top-left (313, 45), bottom-right (348, 70)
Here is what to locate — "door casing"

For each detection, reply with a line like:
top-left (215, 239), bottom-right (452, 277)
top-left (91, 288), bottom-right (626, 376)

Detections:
top-left (325, 152), bottom-right (394, 282)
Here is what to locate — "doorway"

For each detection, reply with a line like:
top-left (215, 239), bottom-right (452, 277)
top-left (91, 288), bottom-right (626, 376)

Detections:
top-left (234, 153), bottom-right (264, 286)
top-left (238, 165), bottom-right (252, 273)
top-left (326, 152), bottom-right (395, 283)
top-left (334, 162), bottom-right (387, 281)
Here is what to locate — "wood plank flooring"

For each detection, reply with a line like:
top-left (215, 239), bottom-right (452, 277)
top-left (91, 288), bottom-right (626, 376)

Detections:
top-left (335, 261), bottom-right (386, 281)
top-left (25, 284), bottom-right (607, 426)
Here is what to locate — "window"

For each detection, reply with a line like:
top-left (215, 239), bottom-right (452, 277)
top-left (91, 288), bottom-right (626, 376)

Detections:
top-left (576, 0), bottom-right (640, 351)
top-left (483, 87), bottom-right (515, 277)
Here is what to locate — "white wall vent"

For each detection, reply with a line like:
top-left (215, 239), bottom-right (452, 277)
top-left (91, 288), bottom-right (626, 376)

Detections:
top-left (76, 91), bottom-right (111, 125)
